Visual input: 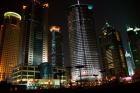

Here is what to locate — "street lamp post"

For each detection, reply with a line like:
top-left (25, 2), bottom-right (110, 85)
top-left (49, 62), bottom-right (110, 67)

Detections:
top-left (93, 74), bottom-right (98, 85)
top-left (75, 65), bottom-right (85, 87)
top-left (56, 72), bottom-right (64, 88)
top-left (66, 66), bottom-right (72, 88)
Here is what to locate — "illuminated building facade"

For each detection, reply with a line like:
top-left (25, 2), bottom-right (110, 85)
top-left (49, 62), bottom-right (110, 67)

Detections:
top-left (49, 26), bottom-right (64, 67)
top-left (39, 62), bottom-right (52, 79)
top-left (126, 26), bottom-right (140, 75)
top-left (20, 0), bottom-right (49, 65)
top-left (10, 0), bottom-right (49, 85)
top-left (0, 25), bottom-right (4, 62)
top-left (39, 26), bottom-right (65, 80)
top-left (68, 1), bottom-right (101, 81)
top-left (0, 25), bottom-right (5, 80)
top-left (48, 26), bottom-right (65, 81)
top-left (0, 12), bottom-right (21, 81)
top-left (98, 22), bottom-right (128, 79)
top-left (11, 64), bottom-right (40, 84)
top-left (0, 25), bottom-right (4, 47)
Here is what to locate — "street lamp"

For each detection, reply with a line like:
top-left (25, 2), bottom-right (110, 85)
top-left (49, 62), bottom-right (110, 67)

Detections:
top-left (75, 65), bottom-right (85, 87)
top-left (66, 66), bottom-right (72, 88)
top-left (56, 72), bottom-right (65, 88)
top-left (93, 74), bottom-right (98, 85)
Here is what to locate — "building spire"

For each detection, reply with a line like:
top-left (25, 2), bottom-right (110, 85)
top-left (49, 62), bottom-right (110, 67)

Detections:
top-left (105, 20), bottom-right (111, 27)
top-left (77, 0), bottom-right (80, 5)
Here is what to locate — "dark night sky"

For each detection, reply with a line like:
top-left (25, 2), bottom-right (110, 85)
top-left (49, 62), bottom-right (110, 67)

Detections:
top-left (0, 0), bottom-right (140, 66)
top-left (0, 0), bottom-right (140, 28)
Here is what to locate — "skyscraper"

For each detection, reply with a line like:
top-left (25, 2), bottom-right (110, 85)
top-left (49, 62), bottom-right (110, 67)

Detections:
top-left (0, 12), bottom-right (21, 81)
top-left (98, 22), bottom-right (128, 80)
top-left (68, 1), bottom-right (101, 81)
top-left (49, 26), bottom-right (64, 67)
top-left (20, 0), bottom-right (49, 65)
top-left (11, 0), bottom-right (49, 85)
top-left (0, 25), bottom-right (4, 47)
top-left (0, 25), bottom-right (5, 81)
top-left (126, 26), bottom-right (140, 75)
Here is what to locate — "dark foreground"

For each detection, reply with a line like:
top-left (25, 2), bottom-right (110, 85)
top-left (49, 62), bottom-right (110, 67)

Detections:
top-left (0, 81), bottom-right (140, 93)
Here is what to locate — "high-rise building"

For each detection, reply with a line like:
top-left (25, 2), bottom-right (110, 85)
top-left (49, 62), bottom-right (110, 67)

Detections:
top-left (68, 1), bottom-right (101, 81)
top-left (10, 1), bottom-right (51, 88)
top-left (126, 26), bottom-right (140, 75)
top-left (0, 25), bottom-right (4, 46)
top-left (0, 12), bottom-right (21, 81)
top-left (20, 0), bottom-right (49, 65)
top-left (38, 25), bottom-right (66, 83)
top-left (49, 26), bottom-right (64, 67)
top-left (11, 0), bottom-right (49, 85)
top-left (0, 25), bottom-right (5, 81)
top-left (98, 22), bottom-right (128, 80)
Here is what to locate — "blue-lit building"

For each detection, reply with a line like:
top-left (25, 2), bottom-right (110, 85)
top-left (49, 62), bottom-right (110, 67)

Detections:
top-left (68, 1), bottom-right (102, 81)
top-left (38, 25), bottom-right (65, 80)
top-left (49, 26), bottom-right (64, 67)
top-left (39, 62), bottom-right (52, 79)
top-left (125, 26), bottom-right (140, 76)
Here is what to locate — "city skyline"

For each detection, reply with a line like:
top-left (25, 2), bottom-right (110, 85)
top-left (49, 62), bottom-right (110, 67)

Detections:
top-left (0, 0), bottom-right (140, 67)
top-left (0, 0), bottom-right (140, 90)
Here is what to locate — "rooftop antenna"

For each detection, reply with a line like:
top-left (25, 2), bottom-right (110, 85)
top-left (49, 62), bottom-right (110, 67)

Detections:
top-left (105, 19), bottom-right (111, 27)
top-left (77, 0), bottom-right (80, 5)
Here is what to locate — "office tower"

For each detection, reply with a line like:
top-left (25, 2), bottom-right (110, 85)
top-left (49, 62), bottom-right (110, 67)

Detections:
top-left (68, 1), bottom-right (101, 81)
top-left (49, 26), bottom-right (64, 67)
top-left (20, 0), bottom-right (49, 65)
top-left (0, 25), bottom-right (4, 63)
top-left (39, 25), bottom-right (67, 87)
top-left (39, 26), bottom-right (65, 80)
top-left (0, 25), bottom-right (4, 81)
top-left (98, 22), bottom-right (128, 80)
top-left (11, 1), bottom-right (49, 86)
top-left (0, 25), bottom-right (2, 62)
top-left (0, 25), bottom-right (4, 46)
top-left (0, 12), bottom-right (21, 81)
top-left (126, 26), bottom-right (140, 75)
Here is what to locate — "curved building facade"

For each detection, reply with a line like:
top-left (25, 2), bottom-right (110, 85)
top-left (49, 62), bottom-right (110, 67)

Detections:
top-left (0, 12), bottom-right (21, 81)
top-left (68, 3), bottom-right (101, 81)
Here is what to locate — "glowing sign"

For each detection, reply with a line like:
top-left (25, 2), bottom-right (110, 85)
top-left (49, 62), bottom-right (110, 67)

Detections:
top-left (4, 12), bottom-right (21, 20)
